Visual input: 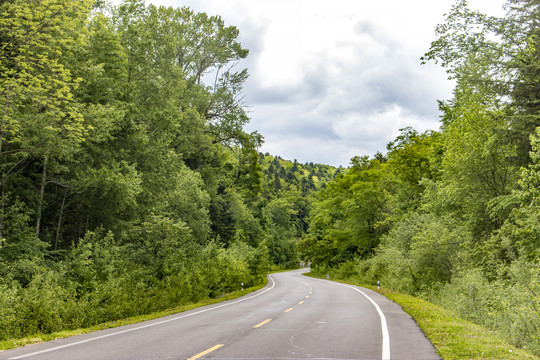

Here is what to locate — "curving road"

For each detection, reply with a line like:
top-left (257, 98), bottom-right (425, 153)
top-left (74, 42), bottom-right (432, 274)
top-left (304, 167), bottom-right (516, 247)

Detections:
top-left (1, 269), bottom-right (440, 360)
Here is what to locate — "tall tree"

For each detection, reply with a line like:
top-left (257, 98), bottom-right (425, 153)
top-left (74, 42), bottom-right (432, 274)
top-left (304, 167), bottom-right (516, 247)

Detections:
top-left (422, 0), bottom-right (540, 165)
top-left (0, 0), bottom-right (92, 241)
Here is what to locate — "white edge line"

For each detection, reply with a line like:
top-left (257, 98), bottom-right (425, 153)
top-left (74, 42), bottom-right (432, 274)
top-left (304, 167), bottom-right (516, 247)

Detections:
top-left (343, 284), bottom-right (391, 360)
top-left (10, 275), bottom-right (276, 360)
top-left (307, 276), bottom-right (391, 360)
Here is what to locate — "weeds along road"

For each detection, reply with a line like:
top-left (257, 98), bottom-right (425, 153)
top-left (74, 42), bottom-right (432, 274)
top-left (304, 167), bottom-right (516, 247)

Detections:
top-left (1, 269), bottom-right (440, 360)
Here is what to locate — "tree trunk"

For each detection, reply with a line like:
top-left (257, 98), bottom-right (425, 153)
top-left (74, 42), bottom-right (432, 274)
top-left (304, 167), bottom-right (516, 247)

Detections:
top-left (54, 186), bottom-right (68, 250)
top-left (35, 155), bottom-right (48, 239)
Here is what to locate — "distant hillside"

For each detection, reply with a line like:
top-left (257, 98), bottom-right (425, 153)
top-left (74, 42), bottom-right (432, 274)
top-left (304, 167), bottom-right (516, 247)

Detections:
top-left (258, 153), bottom-right (340, 194)
top-left (254, 153), bottom-right (338, 265)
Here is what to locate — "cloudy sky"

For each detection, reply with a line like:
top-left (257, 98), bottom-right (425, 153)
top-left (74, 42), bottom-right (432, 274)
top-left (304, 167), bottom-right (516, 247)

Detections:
top-left (146, 0), bottom-right (506, 166)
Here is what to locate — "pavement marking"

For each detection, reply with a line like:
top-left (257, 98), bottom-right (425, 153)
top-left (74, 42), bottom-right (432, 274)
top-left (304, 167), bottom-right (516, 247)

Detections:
top-left (9, 276), bottom-right (276, 360)
top-left (309, 276), bottom-right (391, 360)
top-left (344, 285), bottom-right (390, 360)
top-left (187, 344), bottom-right (224, 360)
top-left (298, 300), bottom-right (304, 305)
top-left (253, 318), bottom-right (272, 328)
top-left (284, 307), bottom-right (294, 313)
top-left (305, 295), bottom-right (310, 299)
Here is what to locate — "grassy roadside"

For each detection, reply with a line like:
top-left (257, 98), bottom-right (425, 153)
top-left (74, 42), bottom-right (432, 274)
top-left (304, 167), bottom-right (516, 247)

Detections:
top-left (0, 281), bottom-right (267, 352)
top-left (304, 273), bottom-right (539, 360)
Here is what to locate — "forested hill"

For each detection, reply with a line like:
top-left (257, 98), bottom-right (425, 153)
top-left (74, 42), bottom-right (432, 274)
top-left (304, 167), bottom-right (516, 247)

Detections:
top-left (0, 0), bottom-right (334, 342)
top-left (299, 0), bottom-right (540, 355)
top-left (256, 153), bottom-right (337, 266)
top-left (259, 154), bottom-right (338, 263)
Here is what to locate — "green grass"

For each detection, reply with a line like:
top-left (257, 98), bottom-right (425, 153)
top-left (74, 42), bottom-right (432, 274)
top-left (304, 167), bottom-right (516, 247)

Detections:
top-left (304, 273), bottom-right (539, 360)
top-left (0, 282), bottom-right (267, 352)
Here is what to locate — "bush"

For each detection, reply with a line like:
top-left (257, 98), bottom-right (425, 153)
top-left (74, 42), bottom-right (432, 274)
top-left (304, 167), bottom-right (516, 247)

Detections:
top-left (0, 230), bottom-right (271, 342)
top-left (436, 262), bottom-right (540, 355)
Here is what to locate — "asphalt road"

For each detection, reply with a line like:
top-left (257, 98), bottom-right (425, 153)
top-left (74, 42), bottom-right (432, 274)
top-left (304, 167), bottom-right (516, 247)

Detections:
top-left (1, 269), bottom-right (441, 360)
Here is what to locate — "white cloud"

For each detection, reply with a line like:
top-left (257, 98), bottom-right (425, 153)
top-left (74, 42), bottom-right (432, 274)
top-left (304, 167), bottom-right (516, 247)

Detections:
top-left (143, 0), bottom-right (506, 166)
top-left (260, 135), bottom-right (360, 168)
top-left (333, 105), bottom-right (436, 144)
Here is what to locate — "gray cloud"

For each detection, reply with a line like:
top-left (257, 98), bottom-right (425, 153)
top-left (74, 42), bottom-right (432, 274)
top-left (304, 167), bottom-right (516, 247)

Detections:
top-left (150, 0), bottom-right (504, 166)
top-left (243, 27), bottom-right (450, 166)
top-left (354, 20), bottom-right (376, 35)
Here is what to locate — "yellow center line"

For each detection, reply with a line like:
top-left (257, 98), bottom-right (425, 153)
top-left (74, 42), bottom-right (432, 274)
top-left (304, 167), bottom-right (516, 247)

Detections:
top-left (305, 295), bottom-right (310, 299)
top-left (187, 344), bottom-right (224, 360)
top-left (253, 318), bottom-right (272, 328)
top-left (284, 307), bottom-right (294, 313)
top-left (298, 300), bottom-right (304, 305)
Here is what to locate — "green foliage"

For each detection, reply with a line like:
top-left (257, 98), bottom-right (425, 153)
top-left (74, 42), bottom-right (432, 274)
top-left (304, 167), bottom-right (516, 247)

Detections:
top-left (264, 198), bottom-right (298, 266)
top-left (436, 262), bottom-right (540, 355)
top-left (369, 213), bottom-right (470, 293)
top-left (386, 127), bottom-right (439, 213)
top-left (300, 155), bottom-right (396, 267)
top-left (491, 128), bottom-right (540, 261)
top-left (0, 230), bottom-right (270, 341)
top-left (422, 0), bottom-right (540, 165)
top-left (0, 0), bottom-right (288, 345)
top-left (258, 154), bottom-right (335, 267)
top-left (434, 90), bottom-right (519, 238)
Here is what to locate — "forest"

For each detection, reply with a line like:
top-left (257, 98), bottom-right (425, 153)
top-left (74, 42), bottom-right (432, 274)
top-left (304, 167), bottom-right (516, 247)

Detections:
top-left (0, 0), bottom-right (335, 341)
top-left (1, 0), bottom-right (538, 355)
top-left (300, 0), bottom-right (540, 354)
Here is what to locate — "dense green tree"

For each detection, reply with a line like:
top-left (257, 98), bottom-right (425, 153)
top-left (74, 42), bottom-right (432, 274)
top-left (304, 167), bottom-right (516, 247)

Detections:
top-left (0, 0), bottom-right (93, 241)
top-left (0, 0), bottom-right (280, 342)
top-left (422, 0), bottom-right (540, 165)
top-left (256, 154), bottom-right (335, 266)
top-left (386, 127), bottom-right (438, 215)
top-left (492, 128), bottom-right (540, 261)
top-left (264, 198), bottom-right (297, 266)
top-left (301, 156), bottom-right (391, 267)
top-left (427, 90), bottom-right (519, 238)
